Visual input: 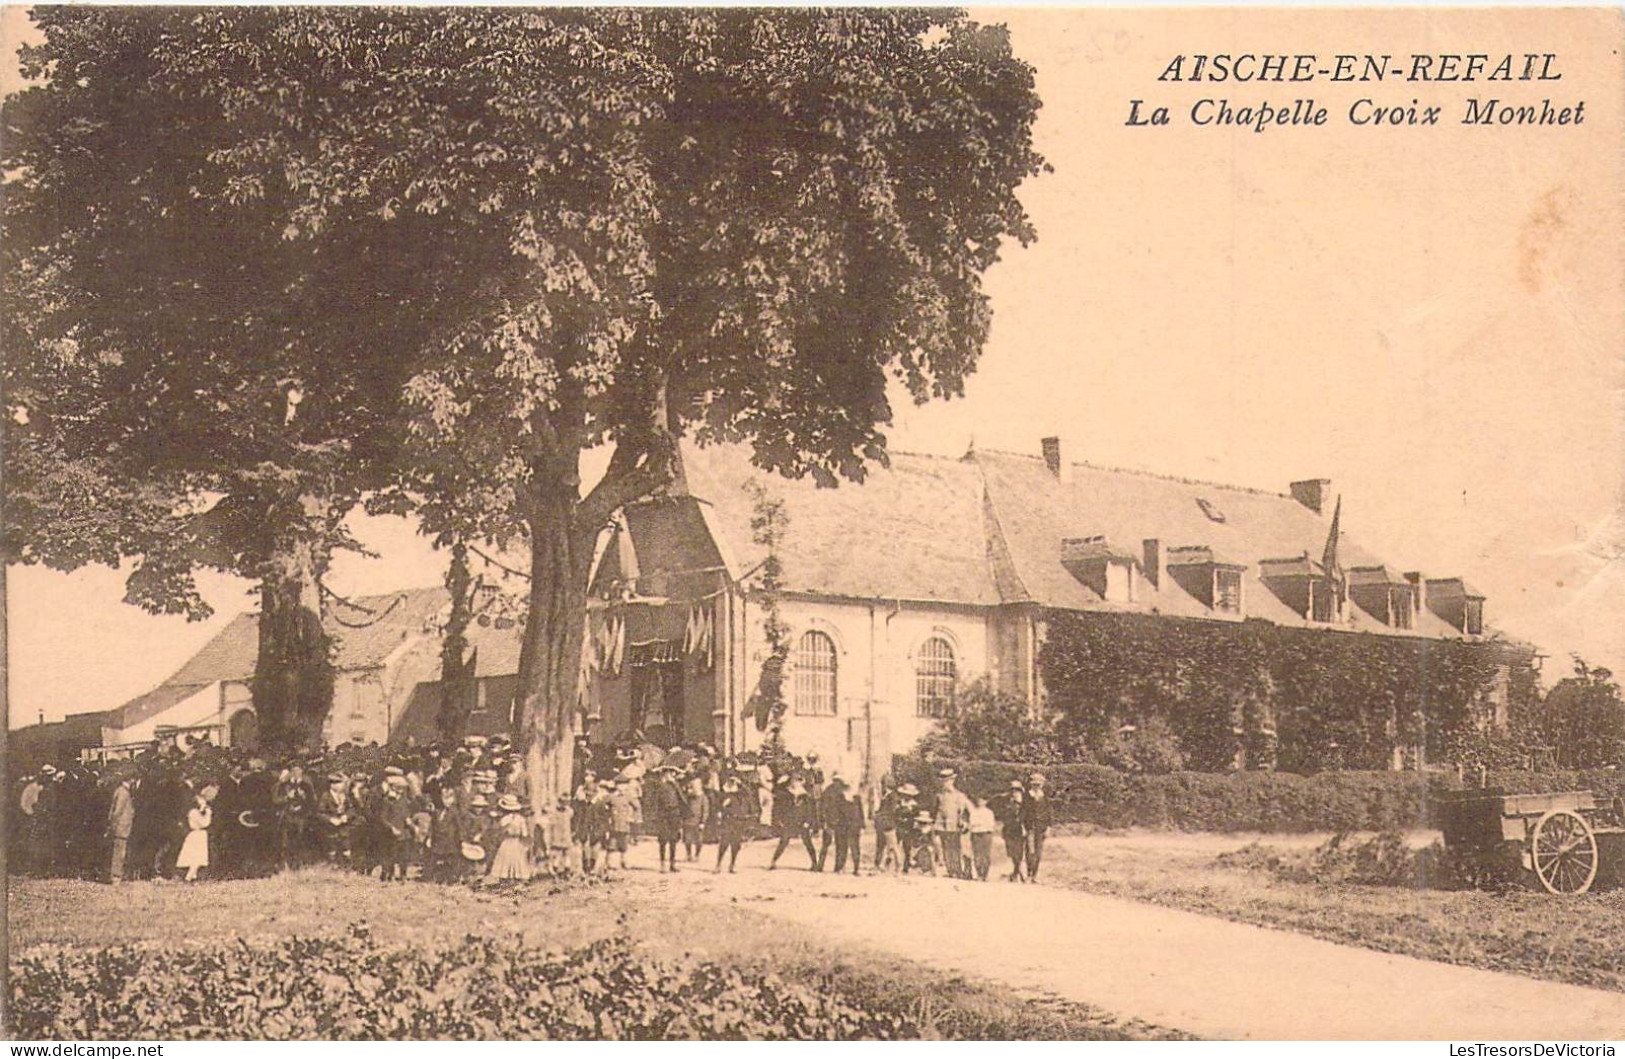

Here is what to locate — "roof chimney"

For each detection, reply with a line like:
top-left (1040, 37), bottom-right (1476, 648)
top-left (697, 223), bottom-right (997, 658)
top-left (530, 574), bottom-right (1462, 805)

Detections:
top-left (1041, 437), bottom-right (1068, 481)
top-left (1143, 539), bottom-right (1162, 588)
top-left (1290, 478), bottom-right (1331, 514)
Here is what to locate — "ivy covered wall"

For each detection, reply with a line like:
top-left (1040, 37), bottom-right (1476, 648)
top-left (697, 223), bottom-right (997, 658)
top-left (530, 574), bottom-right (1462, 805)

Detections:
top-left (1038, 611), bottom-right (1540, 773)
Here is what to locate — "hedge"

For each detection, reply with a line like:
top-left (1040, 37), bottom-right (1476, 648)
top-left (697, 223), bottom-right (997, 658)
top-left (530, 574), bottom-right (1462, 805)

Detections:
top-left (892, 755), bottom-right (1625, 833)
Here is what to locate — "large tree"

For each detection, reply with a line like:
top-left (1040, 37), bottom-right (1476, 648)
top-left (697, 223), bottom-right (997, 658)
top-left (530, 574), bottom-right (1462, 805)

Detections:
top-left (1, 9), bottom-right (442, 747)
top-left (5, 10), bottom-right (1045, 804)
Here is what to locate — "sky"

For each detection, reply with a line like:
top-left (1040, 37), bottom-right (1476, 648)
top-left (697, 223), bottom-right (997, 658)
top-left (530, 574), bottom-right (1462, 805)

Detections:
top-left (5, 6), bottom-right (1623, 727)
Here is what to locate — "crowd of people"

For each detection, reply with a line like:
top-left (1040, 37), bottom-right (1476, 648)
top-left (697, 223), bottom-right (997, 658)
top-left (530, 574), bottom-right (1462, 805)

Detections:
top-left (10, 733), bottom-right (1053, 887)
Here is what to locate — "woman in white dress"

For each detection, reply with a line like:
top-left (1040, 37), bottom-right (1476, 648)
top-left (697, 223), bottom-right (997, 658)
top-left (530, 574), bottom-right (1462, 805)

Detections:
top-left (175, 791), bottom-right (213, 881)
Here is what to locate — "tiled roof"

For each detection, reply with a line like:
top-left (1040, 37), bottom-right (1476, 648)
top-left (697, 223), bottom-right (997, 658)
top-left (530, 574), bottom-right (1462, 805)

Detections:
top-left (672, 442), bottom-right (1478, 640)
top-left (140, 585), bottom-right (451, 694)
top-left (110, 683), bottom-right (211, 730)
top-left (681, 443), bottom-right (1005, 606)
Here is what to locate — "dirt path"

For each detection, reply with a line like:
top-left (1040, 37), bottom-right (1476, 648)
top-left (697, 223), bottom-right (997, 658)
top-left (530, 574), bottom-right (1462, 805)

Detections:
top-left (624, 837), bottom-right (1625, 1040)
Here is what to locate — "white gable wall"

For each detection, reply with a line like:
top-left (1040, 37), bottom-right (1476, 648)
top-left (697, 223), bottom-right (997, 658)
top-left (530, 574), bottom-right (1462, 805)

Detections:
top-left (104, 682), bottom-right (224, 747)
top-left (736, 593), bottom-right (1017, 788)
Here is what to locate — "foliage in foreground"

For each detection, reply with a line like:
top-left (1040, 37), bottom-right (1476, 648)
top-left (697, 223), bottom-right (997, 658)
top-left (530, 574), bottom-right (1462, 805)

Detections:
top-left (11, 927), bottom-right (921, 1040)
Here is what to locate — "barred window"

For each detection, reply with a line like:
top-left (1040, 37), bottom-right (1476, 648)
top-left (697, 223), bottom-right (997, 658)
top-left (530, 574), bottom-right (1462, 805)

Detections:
top-left (1215, 569), bottom-right (1243, 614)
top-left (916, 637), bottom-right (957, 719)
top-left (793, 631), bottom-right (838, 716)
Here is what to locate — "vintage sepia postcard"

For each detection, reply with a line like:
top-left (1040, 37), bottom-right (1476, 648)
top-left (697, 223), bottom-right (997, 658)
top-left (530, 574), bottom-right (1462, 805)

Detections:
top-left (3, 3), bottom-right (1622, 1045)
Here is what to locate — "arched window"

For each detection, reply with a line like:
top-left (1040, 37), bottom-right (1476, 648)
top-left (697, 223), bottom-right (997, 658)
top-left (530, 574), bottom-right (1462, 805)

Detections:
top-left (793, 630), bottom-right (838, 716)
top-left (915, 636), bottom-right (957, 718)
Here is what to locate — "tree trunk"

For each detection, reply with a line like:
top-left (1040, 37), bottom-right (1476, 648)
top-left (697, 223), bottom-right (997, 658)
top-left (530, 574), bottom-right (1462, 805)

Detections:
top-left (515, 477), bottom-right (598, 819)
top-left (437, 541), bottom-right (476, 742)
top-left (252, 497), bottom-right (335, 752)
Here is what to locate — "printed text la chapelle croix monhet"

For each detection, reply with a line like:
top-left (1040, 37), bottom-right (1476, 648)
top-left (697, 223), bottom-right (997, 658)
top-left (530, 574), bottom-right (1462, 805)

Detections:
top-left (1126, 53), bottom-right (1585, 134)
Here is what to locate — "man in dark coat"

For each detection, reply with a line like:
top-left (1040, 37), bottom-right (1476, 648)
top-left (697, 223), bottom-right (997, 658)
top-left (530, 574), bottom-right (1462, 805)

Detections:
top-left (996, 780), bottom-right (1029, 882)
top-left (647, 764), bottom-right (686, 873)
top-left (1021, 772), bottom-right (1052, 881)
top-left (817, 776), bottom-right (865, 875)
top-left (235, 759), bottom-right (278, 878)
top-left (768, 774), bottom-right (818, 871)
top-left (148, 764), bottom-right (193, 880)
top-left (210, 766), bottom-right (245, 878)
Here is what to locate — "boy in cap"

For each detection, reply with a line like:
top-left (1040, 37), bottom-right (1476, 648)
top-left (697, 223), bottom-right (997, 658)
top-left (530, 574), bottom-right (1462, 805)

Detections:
top-left (681, 766), bottom-right (707, 861)
top-left (997, 779), bottom-right (1029, 882)
top-left (871, 778), bottom-right (901, 873)
top-left (966, 791), bottom-right (998, 881)
top-left (603, 779), bottom-right (635, 871)
top-left (890, 784), bottom-right (922, 874)
top-left (647, 764), bottom-right (686, 873)
top-left (315, 773), bottom-right (355, 866)
top-left (714, 775), bottom-right (754, 874)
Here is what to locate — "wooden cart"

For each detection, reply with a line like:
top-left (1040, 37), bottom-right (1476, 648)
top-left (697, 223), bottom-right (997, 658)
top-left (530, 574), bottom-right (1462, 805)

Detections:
top-left (1436, 789), bottom-right (1625, 894)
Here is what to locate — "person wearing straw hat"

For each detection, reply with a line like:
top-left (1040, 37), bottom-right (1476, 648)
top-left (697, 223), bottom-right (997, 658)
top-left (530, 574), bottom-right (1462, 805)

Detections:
top-left (933, 767), bottom-right (971, 879)
top-left (487, 793), bottom-right (533, 882)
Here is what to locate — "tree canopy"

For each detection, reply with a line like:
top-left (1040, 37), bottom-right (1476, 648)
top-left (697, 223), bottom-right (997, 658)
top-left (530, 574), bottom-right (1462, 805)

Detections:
top-left (3, 8), bottom-right (1046, 772)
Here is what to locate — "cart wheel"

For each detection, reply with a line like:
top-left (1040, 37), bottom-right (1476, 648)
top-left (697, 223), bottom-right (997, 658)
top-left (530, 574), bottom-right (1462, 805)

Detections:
top-left (1531, 809), bottom-right (1598, 895)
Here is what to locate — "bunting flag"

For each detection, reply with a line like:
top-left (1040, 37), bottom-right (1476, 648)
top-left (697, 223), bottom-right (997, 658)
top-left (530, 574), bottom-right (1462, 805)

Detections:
top-left (1321, 496), bottom-right (1345, 607)
top-left (608, 615), bottom-right (626, 675)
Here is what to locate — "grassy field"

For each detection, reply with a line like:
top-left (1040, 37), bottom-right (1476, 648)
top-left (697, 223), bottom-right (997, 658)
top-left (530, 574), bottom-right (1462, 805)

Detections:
top-left (1041, 830), bottom-right (1625, 993)
top-left (8, 858), bottom-right (1183, 1041)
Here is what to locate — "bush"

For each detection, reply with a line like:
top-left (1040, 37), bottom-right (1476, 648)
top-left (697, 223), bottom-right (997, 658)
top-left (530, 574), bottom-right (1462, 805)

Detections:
top-left (893, 755), bottom-right (1625, 833)
top-left (1216, 832), bottom-right (1461, 889)
top-left (913, 679), bottom-right (1074, 764)
top-left (1098, 716), bottom-right (1186, 775)
top-left (10, 927), bottom-right (921, 1040)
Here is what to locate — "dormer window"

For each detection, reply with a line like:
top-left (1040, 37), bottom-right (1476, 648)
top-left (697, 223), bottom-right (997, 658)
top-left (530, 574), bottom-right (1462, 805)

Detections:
top-left (1391, 588), bottom-right (1414, 630)
top-left (1061, 536), bottom-right (1139, 603)
top-left (1310, 580), bottom-right (1337, 623)
top-left (1424, 577), bottom-right (1486, 636)
top-left (1166, 545), bottom-right (1246, 615)
top-left (1260, 554), bottom-right (1339, 623)
top-left (1349, 566), bottom-right (1417, 630)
